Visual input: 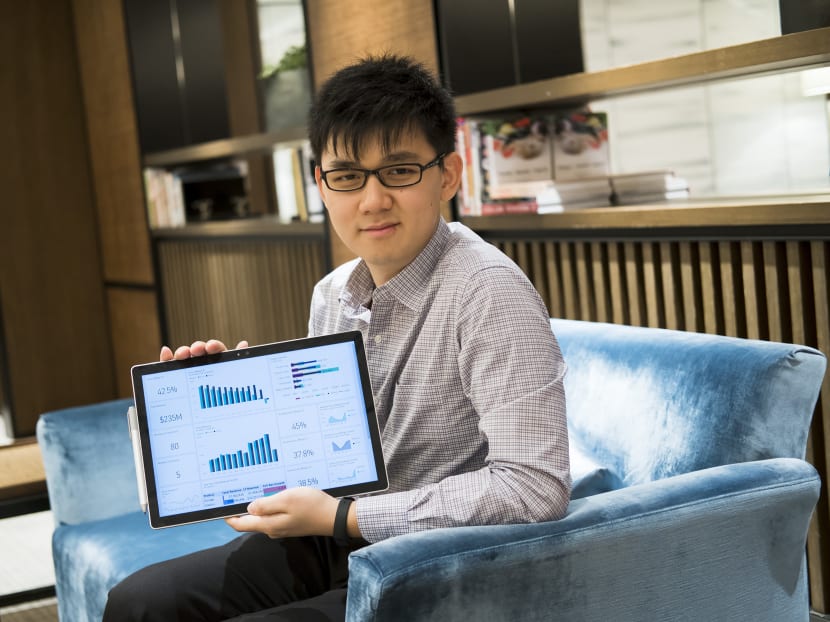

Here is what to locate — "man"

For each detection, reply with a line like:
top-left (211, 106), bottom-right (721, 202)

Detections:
top-left (104, 54), bottom-right (569, 621)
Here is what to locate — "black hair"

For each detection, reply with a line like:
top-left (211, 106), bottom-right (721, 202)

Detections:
top-left (308, 54), bottom-right (456, 163)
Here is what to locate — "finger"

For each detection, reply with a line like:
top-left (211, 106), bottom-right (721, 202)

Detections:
top-left (173, 345), bottom-right (192, 360)
top-left (160, 346), bottom-right (174, 362)
top-left (225, 514), bottom-right (277, 536)
top-left (235, 340), bottom-right (249, 350)
top-left (189, 341), bottom-right (207, 357)
top-left (205, 339), bottom-right (229, 354)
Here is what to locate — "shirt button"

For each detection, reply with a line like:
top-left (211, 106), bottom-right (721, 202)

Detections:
top-left (374, 334), bottom-right (383, 344)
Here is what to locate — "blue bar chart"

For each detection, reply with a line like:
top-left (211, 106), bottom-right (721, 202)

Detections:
top-left (291, 360), bottom-right (340, 389)
top-left (198, 383), bottom-right (265, 409)
top-left (208, 433), bottom-right (279, 472)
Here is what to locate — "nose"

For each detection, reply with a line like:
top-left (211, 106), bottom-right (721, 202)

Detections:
top-left (358, 172), bottom-right (392, 213)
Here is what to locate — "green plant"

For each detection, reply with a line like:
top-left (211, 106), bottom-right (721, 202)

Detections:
top-left (260, 44), bottom-right (307, 80)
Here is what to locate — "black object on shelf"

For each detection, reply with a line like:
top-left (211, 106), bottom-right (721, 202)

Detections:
top-left (177, 163), bottom-right (249, 223)
top-left (779, 0), bottom-right (830, 34)
top-left (124, 0), bottom-right (230, 153)
top-left (436, 0), bottom-right (583, 96)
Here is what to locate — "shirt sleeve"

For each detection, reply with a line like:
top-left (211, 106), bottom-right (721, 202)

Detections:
top-left (355, 264), bottom-right (570, 542)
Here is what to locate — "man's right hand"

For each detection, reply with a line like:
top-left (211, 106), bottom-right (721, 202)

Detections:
top-left (159, 339), bottom-right (249, 362)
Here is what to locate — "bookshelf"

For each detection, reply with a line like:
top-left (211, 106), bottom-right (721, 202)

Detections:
top-left (465, 194), bottom-right (830, 234)
top-left (143, 126), bottom-right (308, 167)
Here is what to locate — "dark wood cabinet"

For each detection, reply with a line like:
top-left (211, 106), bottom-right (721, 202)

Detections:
top-left (436, 0), bottom-right (583, 95)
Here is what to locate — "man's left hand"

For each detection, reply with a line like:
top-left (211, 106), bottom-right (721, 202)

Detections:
top-left (225, 487), bottom-right (340, 539)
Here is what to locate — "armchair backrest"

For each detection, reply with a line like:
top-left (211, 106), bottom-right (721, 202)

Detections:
top-left (551, 319), bottom-right (826, 487)
top-left (37, 397), bottom-right (136, 525)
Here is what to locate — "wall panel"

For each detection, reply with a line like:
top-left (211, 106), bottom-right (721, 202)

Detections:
top-left (156, 237), bottom-right (327, 349)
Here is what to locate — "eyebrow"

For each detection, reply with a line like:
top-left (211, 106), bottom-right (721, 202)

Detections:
top-left (326, 151), bottom-right (422, 169)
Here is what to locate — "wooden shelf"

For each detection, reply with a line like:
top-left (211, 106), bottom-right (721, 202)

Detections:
top-left (455, 27), bottom-right (830, 115)
top-left (143, 126), bottom-right (308, 167)
top-left (150, 216), bottom-right (325, 239)
top-left (461, 194), bottom-right (830, 234)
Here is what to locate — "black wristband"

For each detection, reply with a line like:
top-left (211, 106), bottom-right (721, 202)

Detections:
top-left (333, 496), bottom-right (354, 547)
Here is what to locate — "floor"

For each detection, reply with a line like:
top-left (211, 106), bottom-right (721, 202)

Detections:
top-left (0, 598), bottom-right (58, 622)
top-left (0, 511), bottom-right (57, 622)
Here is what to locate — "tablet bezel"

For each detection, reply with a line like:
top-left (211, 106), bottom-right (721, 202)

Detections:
top-left (131, 331), bottom-right (387, 529)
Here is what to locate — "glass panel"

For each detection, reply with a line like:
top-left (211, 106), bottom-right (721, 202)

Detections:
top-left (590, 68), bottom-right (830, 198)
top-left (257, 0), bottom-right (312, 132)
top-left (580, 0), bottom-right (782, 73)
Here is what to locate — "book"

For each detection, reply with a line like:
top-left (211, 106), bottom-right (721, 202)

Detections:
top-left (610, 171), bottom-right (689, 205)
top-left (142, 167), bottom-right (186, 228)
top-left (535, 176), bottom-right (613, 212)
top-left (479, 116), bottom-right (554, 194)
top-left (273, 147), bottom-right (299, 223)
top-left (300, 141), bottom-right (325, 221)
top-left (552, 111), bottom-right (610, 182)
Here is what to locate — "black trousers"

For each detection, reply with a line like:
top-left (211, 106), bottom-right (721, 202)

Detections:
top-left (103, 533), bottom-right (366, 621)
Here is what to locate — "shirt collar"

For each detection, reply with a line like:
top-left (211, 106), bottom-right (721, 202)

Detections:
top-left (340, 218), bottom-right (451, 314)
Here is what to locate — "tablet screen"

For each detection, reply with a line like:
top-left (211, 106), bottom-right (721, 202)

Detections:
top-left (131, 331), bottom-right (387, 528)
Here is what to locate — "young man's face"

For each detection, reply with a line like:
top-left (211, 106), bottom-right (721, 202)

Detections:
top-left (316, 131), bottom-right (462, 286)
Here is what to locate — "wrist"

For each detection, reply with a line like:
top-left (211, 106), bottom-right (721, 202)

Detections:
top-left (333, 497), bottom-right (354, 546)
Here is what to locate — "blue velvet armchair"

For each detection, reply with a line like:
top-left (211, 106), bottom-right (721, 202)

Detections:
top-left (37, 319), bottom-right (826, 621)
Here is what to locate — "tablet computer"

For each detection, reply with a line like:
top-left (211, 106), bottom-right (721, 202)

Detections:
top-left (130, 331), bottom-right (387, 529)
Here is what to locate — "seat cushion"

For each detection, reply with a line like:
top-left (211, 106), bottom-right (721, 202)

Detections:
top-left (52, 511), bottom-right (241, 622)
top-left (569, 442), bottom-right (624, 499)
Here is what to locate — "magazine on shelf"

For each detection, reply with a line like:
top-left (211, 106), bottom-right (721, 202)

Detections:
top-left (479, 116), bottom-right (554, 193)
top-left (552, 111), bottom-right (610, 182)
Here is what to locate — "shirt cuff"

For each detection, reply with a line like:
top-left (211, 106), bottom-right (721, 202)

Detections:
top-left (355, 490), bottom-right (417, 543)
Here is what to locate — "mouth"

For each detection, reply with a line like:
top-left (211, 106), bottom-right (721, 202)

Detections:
top-left (361, 223), bottom-right (398, 236)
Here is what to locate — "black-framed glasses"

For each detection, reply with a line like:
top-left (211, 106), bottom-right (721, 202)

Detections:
top-left (320, 153), bottom-right (446, 192)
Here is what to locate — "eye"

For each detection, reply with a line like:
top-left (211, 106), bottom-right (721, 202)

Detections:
top-left (329, 170), bottom-right (361, 183)
top-left (385, 165), bottom-right (420, 178)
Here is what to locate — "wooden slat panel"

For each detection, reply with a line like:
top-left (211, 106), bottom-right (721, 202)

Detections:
top-left (529, 241), bottom-right (548, 311)
top-left (660, 242), bottom-right (682, 330)
top-left (741, 241), bottom-right (763, 340)
top-left (607, 243), bottom-right (626, 325)
top-left (575, 243), bottom-right (594, 322)
top-left (158, 239), bottom-right (326, 348)
top-left (698, 242), bottom-right (719, 334)
top-left (515, 241), bottom-right (531, 276)
top-left (622, 242), bottom-right (642, 327)
top-left (591, 242), bottom-right (610, 323)
top-left (559, 243), bottom-right (579, 320)
top-left (763, 241), bottom-right (784, 343)
top-left (545, 242), bottom-right (564, 319)
top-left (642, 242), bottom-right (662, 328)
top-left (718, 242), bottom-right (741, 337)
top-left (679, 242), bottom-right (701, 332)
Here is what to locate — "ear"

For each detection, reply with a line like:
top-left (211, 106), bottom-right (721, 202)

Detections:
top-left (315, 166), bottom-right (330, 209)
top-left (440, 151), bottom-right (463, 202)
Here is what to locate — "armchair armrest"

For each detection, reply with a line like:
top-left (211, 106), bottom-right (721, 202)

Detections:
top-left (346, 458), bottom-right (819, 622)
top-left (36, 398), bottom-right (138, 525)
